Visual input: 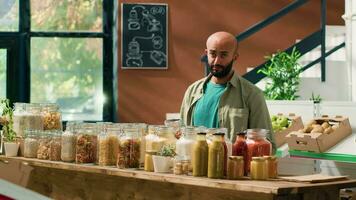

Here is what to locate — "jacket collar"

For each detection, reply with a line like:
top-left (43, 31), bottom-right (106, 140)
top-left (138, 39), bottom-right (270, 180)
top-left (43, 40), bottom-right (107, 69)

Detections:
top-left (200, 71), bottom-right (239, 93)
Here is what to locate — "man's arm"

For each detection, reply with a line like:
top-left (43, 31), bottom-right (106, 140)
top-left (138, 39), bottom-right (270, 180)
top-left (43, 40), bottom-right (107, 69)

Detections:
top-left (247, 91), bottom-right (276, 154)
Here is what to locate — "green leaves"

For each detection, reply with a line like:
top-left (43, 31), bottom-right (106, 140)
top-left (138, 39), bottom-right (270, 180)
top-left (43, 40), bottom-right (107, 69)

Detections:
top-left (0, 98), bottom-right (16, 142)
top-left (157, 144), bottom-right (176, 157)
top-left (258, 47), bottom-right (302, 100)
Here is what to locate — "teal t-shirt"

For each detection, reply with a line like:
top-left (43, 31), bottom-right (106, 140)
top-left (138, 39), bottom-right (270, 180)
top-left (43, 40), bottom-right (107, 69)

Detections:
top-left (193, 81), bottom-right (226, 128)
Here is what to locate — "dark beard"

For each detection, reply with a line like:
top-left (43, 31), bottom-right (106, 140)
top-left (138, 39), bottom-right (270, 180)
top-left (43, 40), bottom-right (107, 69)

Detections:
top-left (209, 60), bottom-right (234, 78)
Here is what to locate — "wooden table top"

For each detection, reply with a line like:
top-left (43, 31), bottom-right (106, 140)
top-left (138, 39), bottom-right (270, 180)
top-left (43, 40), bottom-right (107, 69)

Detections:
top-left (1, 156), bottom-right (356, 196)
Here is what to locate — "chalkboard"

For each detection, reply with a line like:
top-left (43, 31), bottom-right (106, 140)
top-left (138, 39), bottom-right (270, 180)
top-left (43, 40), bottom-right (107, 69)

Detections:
top-left (121, 3), bottom-right (168, 69)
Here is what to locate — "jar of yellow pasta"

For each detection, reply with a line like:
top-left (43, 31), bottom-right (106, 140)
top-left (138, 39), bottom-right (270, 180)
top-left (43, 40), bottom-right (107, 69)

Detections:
top-left (41, 103), bottom-right (62, 130)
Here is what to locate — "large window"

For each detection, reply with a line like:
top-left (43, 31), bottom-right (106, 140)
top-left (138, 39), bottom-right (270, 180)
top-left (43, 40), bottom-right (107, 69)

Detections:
top-left (0, 49), bottom-right (6, 98)
top-left (0, 0), bottom-right (19, 31)
top-left (0, 0), bottom-right (114, 121)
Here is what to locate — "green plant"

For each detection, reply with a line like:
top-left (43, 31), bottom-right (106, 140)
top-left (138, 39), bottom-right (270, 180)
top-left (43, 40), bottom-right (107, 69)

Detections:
top-left (310, 92), bottom-right (322, 103)
top-left (258, 47), bottom-right (302, 100)
top-left (157, 144), bottom-right (176, 157)
top-left (0, 99), bottom-right (16, 142)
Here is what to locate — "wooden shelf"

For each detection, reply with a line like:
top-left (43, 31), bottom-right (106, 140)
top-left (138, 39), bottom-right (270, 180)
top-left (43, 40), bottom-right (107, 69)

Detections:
top-left (1, 155), bottom-right (356, 196)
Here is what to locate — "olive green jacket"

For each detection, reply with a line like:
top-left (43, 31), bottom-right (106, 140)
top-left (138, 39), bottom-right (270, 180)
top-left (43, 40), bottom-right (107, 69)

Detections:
top-left (180, 72), bottom-right (276, 153)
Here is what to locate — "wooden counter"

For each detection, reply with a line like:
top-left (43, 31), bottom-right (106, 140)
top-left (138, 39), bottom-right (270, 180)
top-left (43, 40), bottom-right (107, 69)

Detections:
top-left (1, 156), bottom-right (356, 200)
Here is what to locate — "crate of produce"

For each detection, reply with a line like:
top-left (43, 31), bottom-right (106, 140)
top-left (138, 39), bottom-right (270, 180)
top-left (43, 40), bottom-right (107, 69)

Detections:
top-left (286, 115), bottom-right (352, 153)
top-left (271, 113), bottom-right (304, 147)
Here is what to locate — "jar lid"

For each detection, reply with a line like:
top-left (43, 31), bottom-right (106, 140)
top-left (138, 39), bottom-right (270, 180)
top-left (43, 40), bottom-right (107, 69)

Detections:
top-left (252, 156), bottom-right (267, 161)
top-left (197, 132), bottom-right (207, 135)
top-left (228, 156), bottom-right (243, 160)
top-left (146, 150), bottom-right (157, 154)
top-left (263, 155), bottom-right (277, 160)
top-left (213, 132), bottom-right (225, 136)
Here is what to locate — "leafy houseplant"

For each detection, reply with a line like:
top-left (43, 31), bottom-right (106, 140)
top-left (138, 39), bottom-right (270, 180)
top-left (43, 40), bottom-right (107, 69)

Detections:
top-left (0, 98), bottom-right (19, 156)
top-left (258, 47), bottom-right (302, 100)
top-left (152, 144), bottom-right (176, 173)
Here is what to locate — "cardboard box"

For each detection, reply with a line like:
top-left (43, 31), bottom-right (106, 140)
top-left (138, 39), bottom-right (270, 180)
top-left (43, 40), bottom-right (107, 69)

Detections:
top-left (286, 115), bottom-right (352, 153)
top-left (274, 113), bottom-right (304, 147)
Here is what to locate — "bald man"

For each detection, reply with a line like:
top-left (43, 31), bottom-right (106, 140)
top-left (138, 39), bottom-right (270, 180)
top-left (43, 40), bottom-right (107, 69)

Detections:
top-left (180, 31), bottom-right (276, 153)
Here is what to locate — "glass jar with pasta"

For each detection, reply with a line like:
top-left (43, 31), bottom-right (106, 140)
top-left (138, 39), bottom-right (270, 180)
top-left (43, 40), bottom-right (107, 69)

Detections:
top-left (75, 124), bottom-right (98, 164)
top-left (49, 131), bottom-right (62, 161)
top-left (37, 131), bottom-right (50, 160)
top-left (117, 127), bottom-right (141, 169)
top-left (41, 103), bottom-right (62, 130)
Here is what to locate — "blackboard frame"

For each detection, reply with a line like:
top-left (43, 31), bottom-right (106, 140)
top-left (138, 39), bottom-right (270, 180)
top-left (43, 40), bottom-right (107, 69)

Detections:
top-left (121, 3), bottom-right (168, 69)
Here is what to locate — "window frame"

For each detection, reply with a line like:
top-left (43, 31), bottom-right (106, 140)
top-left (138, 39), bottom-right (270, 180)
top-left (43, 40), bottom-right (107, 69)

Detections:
top-left (0, 0), bottom-right (115, 122)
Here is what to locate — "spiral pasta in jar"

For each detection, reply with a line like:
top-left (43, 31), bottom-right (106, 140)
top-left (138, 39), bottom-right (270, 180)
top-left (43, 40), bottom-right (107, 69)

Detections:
top-left (75, 125), bottom-right (98, 164)
top-left (117, 127), bottom-right (141, 169)
top-left (37, 131), bottom-right (50, 160)
top-left (41, 103), bottom-right (62, 130)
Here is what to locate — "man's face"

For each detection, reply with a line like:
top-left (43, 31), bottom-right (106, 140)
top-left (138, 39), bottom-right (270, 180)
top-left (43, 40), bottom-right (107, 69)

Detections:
top-left (206, 40), bottom-right (237, 78)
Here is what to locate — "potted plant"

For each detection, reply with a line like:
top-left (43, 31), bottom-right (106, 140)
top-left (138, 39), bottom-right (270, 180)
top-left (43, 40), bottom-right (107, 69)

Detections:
top-left (258, 47), bottom-right (302, 100)
top-left (152, 144), bottom-right (176, 173)
top-left (0, 98), bottom-right (19, 157)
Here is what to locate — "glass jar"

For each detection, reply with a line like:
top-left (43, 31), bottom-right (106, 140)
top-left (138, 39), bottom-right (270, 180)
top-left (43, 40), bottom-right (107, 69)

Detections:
top-left (206, 128), bottom-right (218, 146)
top-left (216, 129), bottom-right (228, 176)
top-left (246, 129), bottom-right (272, 172)
top-left (144, 150), bottom-right (157, 172)
top-left (192, 132), bottom-right (208, 177)
top-left (264, 156), bottom-right (278, 178)
top-left (227, 156), bottom-right (244, 180)
top-left (117, 127), bottom-right (141, 169)
top-left (208, 133), bottom-right (225, 179)
top-left (37, 131), bottom-right (50, 160)
top-left (164, 119), bottom-right (181, 139)
top-left (157, 125), bottom-right (176, 146)
top-left (49, 131), bottom-right (62, 161)
top-left (41, 103), bottom-right (62, 130)
top-left (13, 103), bottom-right (43, 138)
top-left (61, 122), bottom-right (77, 162)
top-left (233, 132), bottom-right (248, 175)
top-left (97, 132), bottom-right (109, 166)
top-left (250, 157), bottom-right (268, 180)
top-left (176, 126), bottom-right (196, 161)
top-left (12, 103), bottom-right (26, 138)
top-left (24, 130), bottom-right (39, 158)
top-left (106, 127), bottom-right (120, 166)
top-left (75, 125), bottom-right (98, 164)
top-left (145, 125), bottom-right (163, 152)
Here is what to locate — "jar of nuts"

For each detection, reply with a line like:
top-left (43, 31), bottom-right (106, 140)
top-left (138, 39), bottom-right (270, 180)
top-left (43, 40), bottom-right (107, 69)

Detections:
top-left (41, 103), bottom-right (62, 131)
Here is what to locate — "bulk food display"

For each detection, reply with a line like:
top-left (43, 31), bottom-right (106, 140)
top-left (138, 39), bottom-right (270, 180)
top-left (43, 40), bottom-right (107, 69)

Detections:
top-left (245, 129), bottom-right (272, 172)
top-left (97, 127), bottom-right (120, 166)
top-left (208, 133), bottom-right (225, 179)
top-left (49, 131), bottom-right (62, 161)
top-left (250, 157), bottom-right (268, 180)
top-left (192, 132), bottom-right (208, 177)
top-left (232, 132), bottom-right (248, 175)
top-left (227, 156), bottom-right (244, 180)
top-left (41, 103), bottom-right (62, 131)
top-left (61, 122), bottom-right (77, 162)
top-left (13, 103), bottom-right (44, 137)
top-left (24, 130), bottom-right (39, 158)
top-left (37, 131), bottom-right (50, 160)
top-left (175, 126), bottom-right (196, 160)
top-left (75, 125), bottom-right (98, 164)
top-left (117, 127), bottom-right (141, 169)
top-left (271, 113), bottom-right (304, 147)
top-left (287, 115), bottom-right (352, 153)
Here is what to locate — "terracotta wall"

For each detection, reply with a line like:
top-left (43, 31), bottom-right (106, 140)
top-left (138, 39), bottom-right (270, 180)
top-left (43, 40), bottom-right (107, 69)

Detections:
top-left (117, 0), bottom-right (344, 124)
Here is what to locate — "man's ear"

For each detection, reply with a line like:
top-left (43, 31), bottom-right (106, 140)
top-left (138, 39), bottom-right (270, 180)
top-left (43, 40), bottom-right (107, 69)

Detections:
top-left (204, 49), bottom-right (208, 55)
top-left (233, 52), bottom-right (239, 61)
